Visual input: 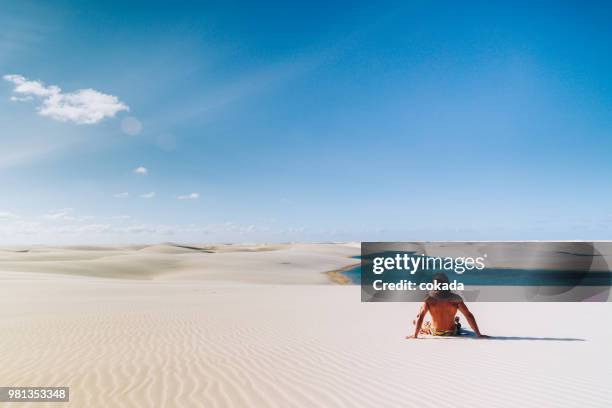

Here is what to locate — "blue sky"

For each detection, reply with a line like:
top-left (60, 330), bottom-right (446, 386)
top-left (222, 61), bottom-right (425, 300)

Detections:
top-left (1, 1), bottom-right (612, 244)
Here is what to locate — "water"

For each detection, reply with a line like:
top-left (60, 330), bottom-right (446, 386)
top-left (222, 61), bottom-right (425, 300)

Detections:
top-left (342, 264), bottom-right (612, 286)
top-left (343, 264), bottom-right (362, 284)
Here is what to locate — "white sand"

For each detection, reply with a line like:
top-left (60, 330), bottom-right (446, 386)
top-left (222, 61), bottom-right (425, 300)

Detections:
top-left (0, 244), bottom-right (610, 407)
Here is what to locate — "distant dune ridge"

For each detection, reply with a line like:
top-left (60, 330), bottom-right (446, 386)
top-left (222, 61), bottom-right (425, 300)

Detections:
top-left (0, 243), bottom-right (611, 407)
top-left (0, 243), bottom-right (360, 282)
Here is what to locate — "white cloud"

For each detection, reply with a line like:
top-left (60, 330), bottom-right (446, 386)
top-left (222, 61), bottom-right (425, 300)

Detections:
top-left (57, 223), bottom-right (111, 234)
top-left (42, 208), bottom-right (94, 222)
top-left (121, 224), bottom-right (175, 235)
top-left (108, 215), bottom-right (131, 220)
top-left (3, 74), bottom-right (58, 97)
top-left (0, 211), bottom-right (18, 219)
top-left (3, 74), bottom-right (129, 124)
top-left (177, 192), bottom-right (199, 200)
top-left (133, 166), bottom-right (148, 175)
top-left (0, 214), bottom-right (285, 242)
top-left (284, 227), bottom-right (305, 234)
top-left (10, 95), bottom-right (33, 102)
top-left (201, 222), bottom-right (270, 235)
top-left (43, 208), bottom-right (74, 221)
top-left (114, 192), bottom-right (129, 198)
top-left (140, 192), bottom-right (155, 199)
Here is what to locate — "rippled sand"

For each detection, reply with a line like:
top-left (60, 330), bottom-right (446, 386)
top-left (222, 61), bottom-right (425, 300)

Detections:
top-left (0, 244), bottom-right (610, 407)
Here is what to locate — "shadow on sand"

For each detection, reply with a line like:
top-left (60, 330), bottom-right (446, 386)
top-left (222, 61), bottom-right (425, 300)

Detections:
top-left (486, 335), bottom-right (584, 341)
top-left (456, 330), bottom-right (585, 341)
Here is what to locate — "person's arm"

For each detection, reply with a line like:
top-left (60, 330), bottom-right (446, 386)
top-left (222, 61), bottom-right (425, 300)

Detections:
top-left (458, 302), bottom-right (487, 338)
top-left (407, 302), bottom-right (429, 339)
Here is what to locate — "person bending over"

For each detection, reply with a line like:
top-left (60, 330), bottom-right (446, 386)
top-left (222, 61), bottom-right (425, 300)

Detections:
top-left (406, 273), bottom-right (488, 339)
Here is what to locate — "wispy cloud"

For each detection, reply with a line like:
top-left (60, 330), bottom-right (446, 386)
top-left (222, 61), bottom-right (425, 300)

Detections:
top-left (3, 74), bottom-right (129, 124)
top-left (42, 208), bottom-right (94, 222)
top-left (43, 208), bottom-right (74, 221)
top-left (10, 95), bottom-right (32, 102)
top-left (133, 166), bottom-right (147, 175)
top-left (113, 192), bottom-right (129, 198)
top-left (0, 212), bottom-right (302, 243)
top-left (177, 192), bottom-right (199, 200)
top-left (139, 192), bottom-right (155, 199)
top-left (108, 215), bottom-right (131, 220)
top-left (0, 211), bottom-right (18, 219)
top-left (146, 19), bottom-right (385, 133)
top-left (150, 57), bottom-right (318, 130)
top-left (56, 223), bottom-right (112, 234)
top-left (200, 222), bottom-right (271, 235)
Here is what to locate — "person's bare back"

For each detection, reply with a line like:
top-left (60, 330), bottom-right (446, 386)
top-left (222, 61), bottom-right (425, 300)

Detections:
top-left (406, 273), bottom-right (487, 339)
top-left (425, 294), bottom-right (462, 332)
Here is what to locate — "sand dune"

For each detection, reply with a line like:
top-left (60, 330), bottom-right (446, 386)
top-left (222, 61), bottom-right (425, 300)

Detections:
top-left (0, 244), bottom-right (610, 407)
top-left (0, 243), bottom-right (359, 283)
